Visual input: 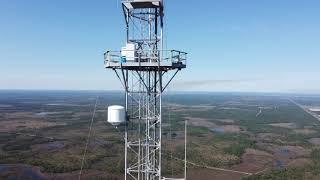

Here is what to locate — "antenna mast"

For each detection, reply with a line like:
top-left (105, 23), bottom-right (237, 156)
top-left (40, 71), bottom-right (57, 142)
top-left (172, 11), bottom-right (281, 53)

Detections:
top-left (104, 0), bottom-right (187, 179)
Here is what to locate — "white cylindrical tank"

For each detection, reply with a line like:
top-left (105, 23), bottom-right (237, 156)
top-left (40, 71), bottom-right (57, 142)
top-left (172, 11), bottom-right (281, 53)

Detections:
top-left (107, 105), bottom-right (126, 126)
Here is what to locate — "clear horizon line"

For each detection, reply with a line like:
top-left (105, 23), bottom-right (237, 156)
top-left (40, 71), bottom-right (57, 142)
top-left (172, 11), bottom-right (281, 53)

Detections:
top-left (0, 88), bottom-right (319, 95)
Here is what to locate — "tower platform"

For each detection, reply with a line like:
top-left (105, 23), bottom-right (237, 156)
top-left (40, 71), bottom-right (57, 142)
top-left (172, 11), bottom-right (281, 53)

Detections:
top-left (104, 50), bottom-right (186, 71)
top-left (122, 0), bottom-right (163, 9)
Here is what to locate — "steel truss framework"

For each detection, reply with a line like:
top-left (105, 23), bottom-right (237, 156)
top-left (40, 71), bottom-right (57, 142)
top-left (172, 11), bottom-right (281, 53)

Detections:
top-left (114, 68), bottom-right (180, 180)
top-left (105, 1), bottom-right (186, 180)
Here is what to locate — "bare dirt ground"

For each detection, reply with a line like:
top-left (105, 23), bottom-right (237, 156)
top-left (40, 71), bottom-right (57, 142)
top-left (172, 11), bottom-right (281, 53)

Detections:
top-left (31, 141), bottom-right (66, 152)
top-left (219, 125), bottom-right (241, 133)
top-left (45, 170), bottom-right (123, 180)
top-left (166, 103), bottom-right (216, 112)
top-left (72, 112), bottom-right (91, 117)
top-left (309, 138), bottom-right (320, 145)
top-left (269, 145), bottom-right (309, 157)
top-left (231, 148), bottom-right (273, 174)
top-left (269, 122), bottom-right (297, 129)
top-left (254, 142), bottom-right (312, 170)
top-left (0, 112), bottom-right (66, 132)
top-left (185, 117), bottom-right (241, 133)
top-left (287, 158), bottom-right (312, 167)
top-left (0, 119), bottom-right (65, 132)
top-left (215, 119), bottom-right (235, 124)
top-left (294, 128), bottom-right (317, 134)
top-left (187, 168), bottom-right (247, 180)
top-left (3, 112), bottom-right (37, 119)
top-left (185, 117), bottom-right (217, 128)
top-left (222, 101), bottom-right (242, 106)
top-left (218, 107), bottom-right (241, 110)
top-left (265, 145), bottom-right (310, 168)
top-left (256, 133), bottom-right (283, 142)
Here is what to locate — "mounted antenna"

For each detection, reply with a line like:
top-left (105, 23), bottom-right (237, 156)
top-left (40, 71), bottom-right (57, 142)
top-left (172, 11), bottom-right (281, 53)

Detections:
top-left (107, 105), bottom-right (126, 126)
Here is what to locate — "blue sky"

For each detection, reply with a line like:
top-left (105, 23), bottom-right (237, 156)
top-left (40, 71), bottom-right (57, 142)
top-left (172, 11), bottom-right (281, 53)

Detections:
top-left (1, 0), bottom-right (320, 93)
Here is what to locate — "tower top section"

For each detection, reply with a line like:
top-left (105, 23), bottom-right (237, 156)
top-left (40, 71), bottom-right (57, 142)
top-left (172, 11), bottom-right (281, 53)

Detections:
top-left (122, 0), bottom-right (163, 9)
top-left (104, 0), bottom-right (186, 71)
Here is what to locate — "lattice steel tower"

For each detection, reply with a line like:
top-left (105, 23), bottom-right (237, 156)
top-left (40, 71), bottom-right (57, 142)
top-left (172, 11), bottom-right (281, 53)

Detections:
top-left (104, 0), bottom-right (187, 179)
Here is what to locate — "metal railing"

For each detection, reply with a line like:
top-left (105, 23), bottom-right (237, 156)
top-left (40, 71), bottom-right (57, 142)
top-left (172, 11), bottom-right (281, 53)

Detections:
top-left (104, 50), bottom-right (187, 66)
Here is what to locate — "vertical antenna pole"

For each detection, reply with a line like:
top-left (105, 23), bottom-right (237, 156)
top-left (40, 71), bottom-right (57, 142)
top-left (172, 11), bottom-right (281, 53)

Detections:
top-left (138, 138), bottom-right (141, 180)
top-left (126, 8), bottom-right (129, 43)
top-left (125, 125), bottom-right (128, 180)
top-left (159, 70), bottom-right (162, 179)
top-left (184, 120), bottom-right (187, 180)
top-left (125, 70), bottom-right (129, 180)
top-left (160, 1), bottom-right (164, 54)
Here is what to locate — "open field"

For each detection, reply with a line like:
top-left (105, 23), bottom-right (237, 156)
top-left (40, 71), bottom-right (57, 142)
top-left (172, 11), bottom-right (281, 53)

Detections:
top-left (1, 90), bottom-right (320, 179)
